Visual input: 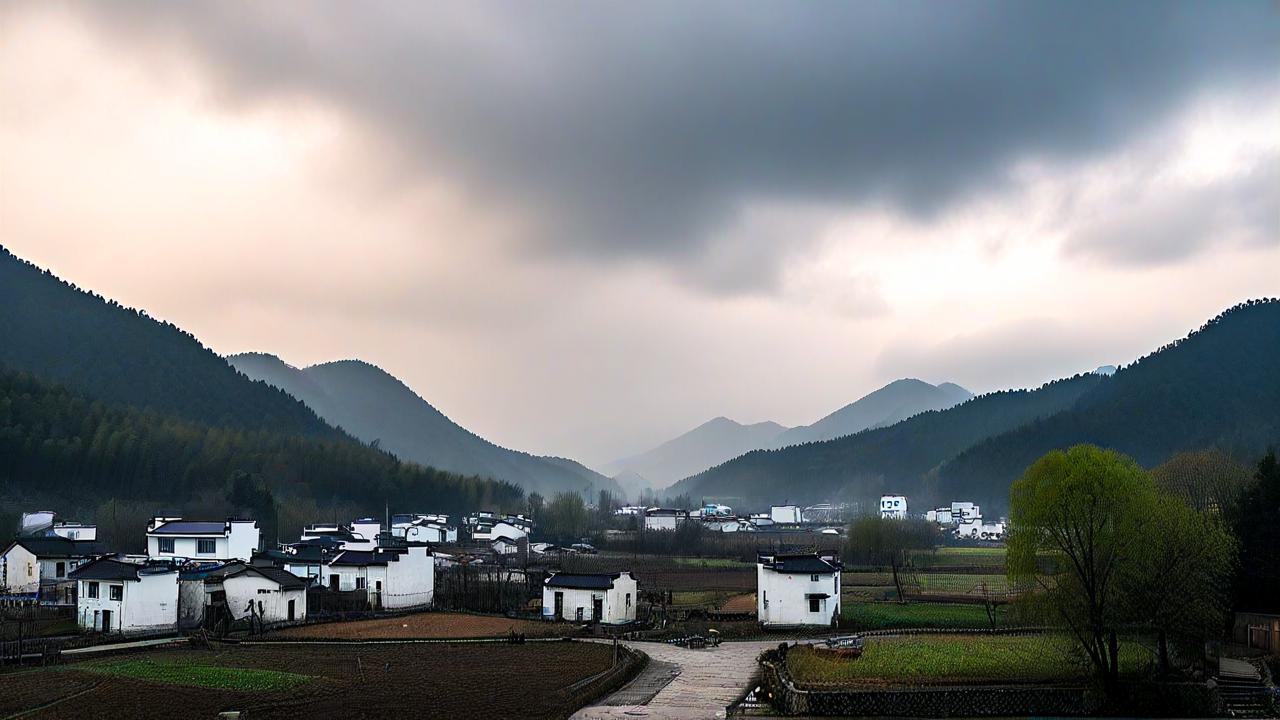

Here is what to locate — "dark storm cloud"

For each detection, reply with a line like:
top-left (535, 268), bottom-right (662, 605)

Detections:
top-left (68, 0), bottom-right (1280, 289)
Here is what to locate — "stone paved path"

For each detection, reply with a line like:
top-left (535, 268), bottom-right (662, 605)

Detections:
top-left (571, 640), bottom-right (782, 720)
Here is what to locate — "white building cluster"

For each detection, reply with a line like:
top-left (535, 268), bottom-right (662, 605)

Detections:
top-left (925, 501), bottom-right (1006, 540)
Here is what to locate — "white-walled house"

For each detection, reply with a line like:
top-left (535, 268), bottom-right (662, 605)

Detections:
top-left (542, 572), bottom-right (637, 624)
top-left (770, 505), bottom-right (802, 524)
top-left (147, 518), bottom-right (260, 562)
top-left (757, 554), bottom-right (841, 627)
top-left (470, 519), bottom-right (529, 543)
top-left (950, 501), bottom-right (981, 522)
top-left (643, 508), bottom-right (685, 531)
top-left (70, 558), bottom-right (178, 634)
top-left (879, 495), bottom-right (907, 519)
top-left (300, 522), bottom-right (377, 552)
top-left (320, 544), bottom-right (433, 610)
top-left (926, 507), bottom-right (954, 524)
top-left (1, 537), bottom-right (105, 599)
top-left (392, 514), bottom-right (458, 543)
top-left (214, 565), bottom-right (307, 625)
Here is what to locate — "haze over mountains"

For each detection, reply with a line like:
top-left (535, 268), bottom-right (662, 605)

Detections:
top-left (602, 417), bottom-right (790, 490)
top-left (607, 379), bottom-right (972, 488)
top-left (670, 299), bottom-right (1280, 512)
top-left (229, 353), bottom-right (620, 499)
top-left (0, 246), bottom-right (524, 524)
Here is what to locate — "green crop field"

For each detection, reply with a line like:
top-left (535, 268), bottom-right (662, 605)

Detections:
top-left (841, 601), bottom-right (1007, 629)
top-left (908, 547), bottom-right (1006, 568)
top-left (80, 658), bottom-right (313, 691)
top-left (786, 634), bottom-right (1152, 687)
top-left (910, 573), bottom-right (1010, 596)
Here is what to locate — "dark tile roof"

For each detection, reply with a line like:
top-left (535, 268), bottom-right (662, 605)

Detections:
top-left (545, 572), bottom-right (626, 590)
top-left (69, 558), bottom-right (141, 581)
top-left (328, 550), bottom-right (388, 566)
top-left (761, 554), bottom-right (841, 574)
top-left (150, 520), bottom-right (227, 535)
top-left (225, 566), bottom-right (306, 590)
top-left (5, 537), bottom-right (106, 559)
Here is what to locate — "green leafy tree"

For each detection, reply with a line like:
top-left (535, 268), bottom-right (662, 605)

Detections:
top-left (541, 492), bottom-right (588, 543)
top-left (1120, 492), bottom-right (1234, 674)
top-left (1009, 444), bottom-right (1235, 690)
top-left (1008, 445), bottom-right (1157, 690)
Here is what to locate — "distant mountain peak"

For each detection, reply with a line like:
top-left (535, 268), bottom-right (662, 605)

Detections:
top-left (229, 353), bottom-right (618, 499)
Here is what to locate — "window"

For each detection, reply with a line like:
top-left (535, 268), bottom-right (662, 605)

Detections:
top-left (158, 538), bottom-right (175, 554)
top-left (626, 593), bottom-right (632, 608)
top-left (257, 588), bottom-right (272, 594)
top-left (109, 585), bottom-right (123, 601)
top-left (356, 577), bottom-right (366, 590)
top-left (809, 596), bottom-right (821, 613)
top-left (196, 539), bottom-right (216, 555)
top-left (55, 561), bottom-right (66, 577)
top-left (810, 574), bottom-right (819, 582)
top-left (87, 581), bottom-right (99, 599)
top-left (763, 590), bottom-right (768, 609)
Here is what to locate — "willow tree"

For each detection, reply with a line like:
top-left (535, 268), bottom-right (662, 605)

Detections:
top-left (1008, 446), bottom-right (1155, 689)
top-left (1009, 445), bottom-right (1235, 690)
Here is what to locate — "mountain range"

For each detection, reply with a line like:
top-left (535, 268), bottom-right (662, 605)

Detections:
top-left (669, 299), bottom-right (1280, 512)
top-left (228, 353), bottom-right (620, 499)
top-left (0, 246), bottom-right (524, 528)
top-left (606, 379), bottom-right (972, 488)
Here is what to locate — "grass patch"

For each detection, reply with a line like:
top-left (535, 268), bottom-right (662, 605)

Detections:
top-left (787, 634), bottom-right (1151, 687)
top-left (80, 658), bottom-right (312, 691)
top-left (841, 601), bottom-right (1007, 629)
top-left (908, 547), bottom-right (1006, 568)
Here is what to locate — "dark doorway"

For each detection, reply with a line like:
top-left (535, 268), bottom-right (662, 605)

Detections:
top-left (287, 599), bottom-right (296, 622)
top-left (592, 597), bottom-right (603, 622)
top-left (101, 609), bottom-right (112, 632)
top-left (554, 591), bottom-right (564, 619)
top-left (329, 574), bottom-right (339, 591)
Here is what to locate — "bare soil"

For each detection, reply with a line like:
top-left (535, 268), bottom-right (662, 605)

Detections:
top-left (272, 611), bottom-right (576, 640)
top-left (1, 641), bottom-right (617, 719)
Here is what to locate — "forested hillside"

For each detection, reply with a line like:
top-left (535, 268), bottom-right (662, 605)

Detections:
top-left (670, 373), bottom-right (1103, 507)
top-left (936, 299), bottom-right (1280, 503)
top-left (228, 353), bottom-right (621, 499)
top-left (674, 300), bottom-right (1280, 513)
top-left (773, 378), bottom-right (972, 446)
top-left (0, 366), bottom-right (523, 520)
top-left (0, 247), bottom-right (332, 436)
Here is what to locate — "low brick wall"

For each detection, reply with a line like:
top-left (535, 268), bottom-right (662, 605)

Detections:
top-left (759, 648), bottom-right (1220, 717)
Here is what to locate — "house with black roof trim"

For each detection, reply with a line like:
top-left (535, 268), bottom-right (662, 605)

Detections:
top-left (542, 571), bottom-right (637, 624)
top-left (69, 557), bottom-right (178, 633)
top-left (756, 553), bottom-right (841, 627)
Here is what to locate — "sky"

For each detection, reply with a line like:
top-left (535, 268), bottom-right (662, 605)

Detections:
top-left (2, 1), bottom-right (1278, 468)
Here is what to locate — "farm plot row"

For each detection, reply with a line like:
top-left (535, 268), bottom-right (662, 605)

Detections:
top-left (0, 641), bottom-right (618, 719)
top-left (786, 633), bottom-right (1153, 687)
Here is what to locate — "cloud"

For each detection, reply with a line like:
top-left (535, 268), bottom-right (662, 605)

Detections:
top-left (1065, 156), bottom-right (1280, 265)
top-left (43, 0), bottom-right (1280, 293)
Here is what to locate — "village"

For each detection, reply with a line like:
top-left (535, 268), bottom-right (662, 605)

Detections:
top-left (2, 489), bottom-right (1275, 719)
